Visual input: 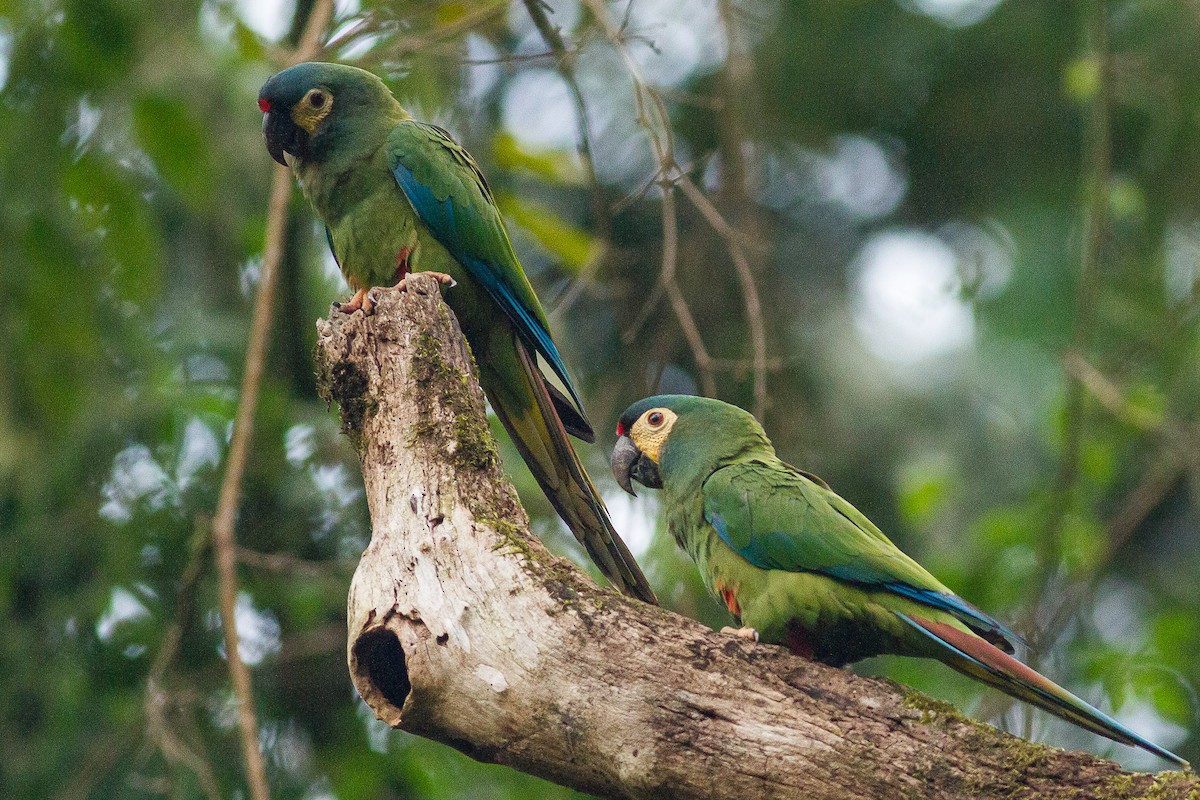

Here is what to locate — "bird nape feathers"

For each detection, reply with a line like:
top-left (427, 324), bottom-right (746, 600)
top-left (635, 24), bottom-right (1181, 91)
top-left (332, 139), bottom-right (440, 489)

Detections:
top-left (259, 61), bottom-right (655, 604)
top-left (611, 394), bottom-right (1188, 769)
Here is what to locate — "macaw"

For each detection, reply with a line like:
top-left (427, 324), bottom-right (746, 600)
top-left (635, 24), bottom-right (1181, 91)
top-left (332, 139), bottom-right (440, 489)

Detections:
top-left (611, 394), bottom-right (1187, 768)
top-left (258, 62), bottom-right (655, 604)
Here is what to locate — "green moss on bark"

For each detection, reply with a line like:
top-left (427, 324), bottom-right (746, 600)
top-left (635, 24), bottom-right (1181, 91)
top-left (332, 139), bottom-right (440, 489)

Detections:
top-left (411, 331), bottom-right (499, 473)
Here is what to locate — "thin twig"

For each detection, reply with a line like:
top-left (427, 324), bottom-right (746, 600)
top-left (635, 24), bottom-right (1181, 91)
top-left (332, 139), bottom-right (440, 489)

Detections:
top-left (293, 0), bottom-right (334, 57)
top-left (990, 1), bottom-right (1112, 739)
top-left (582, 0), bottom-right (725, 391)
top-left (1021, 0), bottom-right (1111, 651)
top-left (621, 272), bottom-right (667, 344)
top-left (581, 0), bottom-right (772, 408)
top-left (708, 0), bottom-right (768, 419)
top-left (660, 181), bottom-right (716, 396)
top-left (521, 0), bottom-right (609, 240)
top-left (144, 519), bottom-right (221, 800)
top-left (1019, 454), bottom-right (1183, 673)
top-left (519, 0), bottom-right (616, 321)
top-left (1064, 351), bottom-right (1164, 433)
top-left (210, 5), bottom-right (334, 799)
top-left (210, 157), bottom-right (290, 800)
top-left (336, 1), bottom-right (507, 65)
top-left (977, 438), bottom-right (1183, 728)
top-left (677, 175), bottom-right (768, 418)
top-left (237, 546), bottom-right (351, 577)
top-left (991, 357), bottom-right (1189, 676)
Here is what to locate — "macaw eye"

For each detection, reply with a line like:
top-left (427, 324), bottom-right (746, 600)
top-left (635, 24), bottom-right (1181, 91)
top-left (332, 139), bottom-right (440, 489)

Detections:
top-left (647, 411), bottom-right (664, 427)
top-left (307, 90), bottom-right (327, 109)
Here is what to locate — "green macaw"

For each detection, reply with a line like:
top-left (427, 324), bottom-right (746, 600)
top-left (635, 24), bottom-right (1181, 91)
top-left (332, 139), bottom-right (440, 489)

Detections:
top-left (611, 394), bottom-right (1188, 768)
top-left (258, 62), bottom-right (655, 604)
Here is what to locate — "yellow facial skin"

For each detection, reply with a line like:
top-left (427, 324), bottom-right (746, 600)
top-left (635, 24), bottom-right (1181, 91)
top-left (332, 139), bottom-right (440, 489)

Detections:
top-left (292, 87), bottom-right (333, 133)
top-left (629, 408), bottom-right (678, 463)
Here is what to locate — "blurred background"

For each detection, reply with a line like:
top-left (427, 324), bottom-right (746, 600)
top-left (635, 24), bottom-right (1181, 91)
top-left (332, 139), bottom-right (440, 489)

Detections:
top-left (3, 0), bottom-right (1200, 796)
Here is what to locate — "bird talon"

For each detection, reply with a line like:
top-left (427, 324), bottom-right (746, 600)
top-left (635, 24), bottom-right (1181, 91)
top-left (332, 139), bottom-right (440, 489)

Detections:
top-left (720, 626), bottom-right (760, 643)
top-left (393, 272), bottom-right (455, 293)
top-left (336, 288), bottom-right (369, 315)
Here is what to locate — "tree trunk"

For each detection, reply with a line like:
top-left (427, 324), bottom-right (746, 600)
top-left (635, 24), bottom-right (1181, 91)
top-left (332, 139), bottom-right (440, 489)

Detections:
top-left (314, 274), bottom-right (1196, 800)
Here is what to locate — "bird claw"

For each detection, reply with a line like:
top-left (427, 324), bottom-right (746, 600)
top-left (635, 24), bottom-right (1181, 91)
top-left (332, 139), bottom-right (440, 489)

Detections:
top-left (394, 272), bottom-right (457, 293)
top-left (336, 288), bottom-right (372, 315)
top-left (720, 626), bottom-right (760, 643)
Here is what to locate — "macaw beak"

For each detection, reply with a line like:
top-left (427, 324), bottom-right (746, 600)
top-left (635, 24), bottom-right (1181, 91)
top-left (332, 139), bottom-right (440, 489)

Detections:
top-left (262, 108), bottom-right (302, 167)
top-left (611, 436), bottom-right (662, 496)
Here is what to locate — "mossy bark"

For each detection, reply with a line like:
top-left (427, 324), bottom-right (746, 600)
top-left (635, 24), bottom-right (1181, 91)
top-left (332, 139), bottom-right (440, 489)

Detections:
top-left (316, 274), bottom-right (1197, 800)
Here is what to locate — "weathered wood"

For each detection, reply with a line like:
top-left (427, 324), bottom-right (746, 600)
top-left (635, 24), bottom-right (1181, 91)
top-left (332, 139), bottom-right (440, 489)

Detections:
top-left (316, 274), bottom-right (1196, 800)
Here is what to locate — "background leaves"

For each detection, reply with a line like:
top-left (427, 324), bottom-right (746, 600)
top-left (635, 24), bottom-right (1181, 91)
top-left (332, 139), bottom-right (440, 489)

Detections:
top-left (2, 0), bottom-right (1199, 797)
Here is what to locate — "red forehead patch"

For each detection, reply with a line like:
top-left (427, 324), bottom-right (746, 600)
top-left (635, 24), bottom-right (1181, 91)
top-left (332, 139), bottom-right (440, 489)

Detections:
top-left (616, 422), bottom-right (626, 437)
top-left (258, 98), bottom-right (271, 113)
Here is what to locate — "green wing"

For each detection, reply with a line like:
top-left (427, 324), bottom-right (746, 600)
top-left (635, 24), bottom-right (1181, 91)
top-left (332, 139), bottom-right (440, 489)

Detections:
top-left (386, 121), bottom-right (590, 433)
top-left (702, 460), bottom-right (1016, 645)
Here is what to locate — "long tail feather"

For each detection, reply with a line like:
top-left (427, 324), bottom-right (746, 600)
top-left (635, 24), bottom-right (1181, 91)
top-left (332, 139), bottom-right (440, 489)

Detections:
top-left (543, 376), bottom-right (593, 442)
top-left (492, 339), bottom-right (657, 604)
top-left (897, 613), bottom-right (1189, 769)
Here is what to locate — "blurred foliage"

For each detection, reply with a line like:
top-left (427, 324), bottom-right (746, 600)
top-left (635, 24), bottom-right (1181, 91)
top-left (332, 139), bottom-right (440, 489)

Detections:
top-left (2, 0), bottom-right (1199, 796)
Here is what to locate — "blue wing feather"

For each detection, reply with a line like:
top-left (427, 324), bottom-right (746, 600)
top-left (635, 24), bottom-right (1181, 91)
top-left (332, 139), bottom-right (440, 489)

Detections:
top-left (390, 158), bottom-right (584, 413)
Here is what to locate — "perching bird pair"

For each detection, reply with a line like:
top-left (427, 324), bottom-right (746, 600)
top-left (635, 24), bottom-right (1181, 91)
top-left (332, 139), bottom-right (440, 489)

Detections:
top-left (258, 62), bottom-right (1188, 769)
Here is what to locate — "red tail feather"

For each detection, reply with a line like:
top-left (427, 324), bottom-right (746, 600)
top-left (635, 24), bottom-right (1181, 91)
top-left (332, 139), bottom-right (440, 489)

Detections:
top-left (907, 616), bottom-right (1059, 697)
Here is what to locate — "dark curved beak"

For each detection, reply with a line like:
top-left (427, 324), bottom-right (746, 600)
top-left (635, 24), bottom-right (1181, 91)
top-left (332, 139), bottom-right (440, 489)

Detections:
top-left (611, 436), bottom-right (663, 496)
top-left (262, 110), bottom-right (300, 167)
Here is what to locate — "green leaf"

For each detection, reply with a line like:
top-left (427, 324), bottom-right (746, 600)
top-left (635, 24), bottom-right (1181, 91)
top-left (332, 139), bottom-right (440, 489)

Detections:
top-left (973, 506), bottom-right (1037, 548)
top-left (1063, 56), bottom-right (1100, 102)
top-left (1107, 176), bottom-right (1146, 222)
top-left (61, 154), bottom-right (163, 306)
top-left (493, 132), bottom-right (585, 186)
top-left (1079, 437), bottom-right (1115, 488)
top-left (1124, 381), bottom-right (1166, 430)
top-left (232, 18), bottom-right (267, 62)
top-left (496, 191), bottom-right (597, 274)
top-left (1150, 679), bottom-right (1193, 726)
top-left (1058, 512), bottom-right (1103, 576)
top-left (132, 93), bottom-right (215, 209)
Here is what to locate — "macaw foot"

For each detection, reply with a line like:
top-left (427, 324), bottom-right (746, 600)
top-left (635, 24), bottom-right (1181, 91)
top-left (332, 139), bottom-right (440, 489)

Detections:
top-left (394, 271), bottom-right (457, 293)
top-left (720, 626), bottom-right (760, 643)
top-left (336, 288), bottom-right (373, 315)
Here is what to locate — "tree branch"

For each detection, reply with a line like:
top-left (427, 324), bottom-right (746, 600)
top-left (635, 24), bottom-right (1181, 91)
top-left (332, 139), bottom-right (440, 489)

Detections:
top-left (315, 274), bottom-right (1194, 800)
top-left (209, 163), bottom-right (291, 800)
top-left (209, 4), bottom-right (334, 798)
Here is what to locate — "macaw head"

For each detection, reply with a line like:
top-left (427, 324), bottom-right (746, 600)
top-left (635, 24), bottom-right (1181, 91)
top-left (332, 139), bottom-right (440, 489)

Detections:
top-left (258, 61), bottom-right (400, 166)
top-left (611, 395), bottom-right (771, 496)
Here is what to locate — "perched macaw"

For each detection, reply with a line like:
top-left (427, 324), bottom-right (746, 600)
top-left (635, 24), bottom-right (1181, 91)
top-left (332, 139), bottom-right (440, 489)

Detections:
top-left (259, 62), bottom-right (655, 604)
top-left (611, 394), bottom-right (1187, 768)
